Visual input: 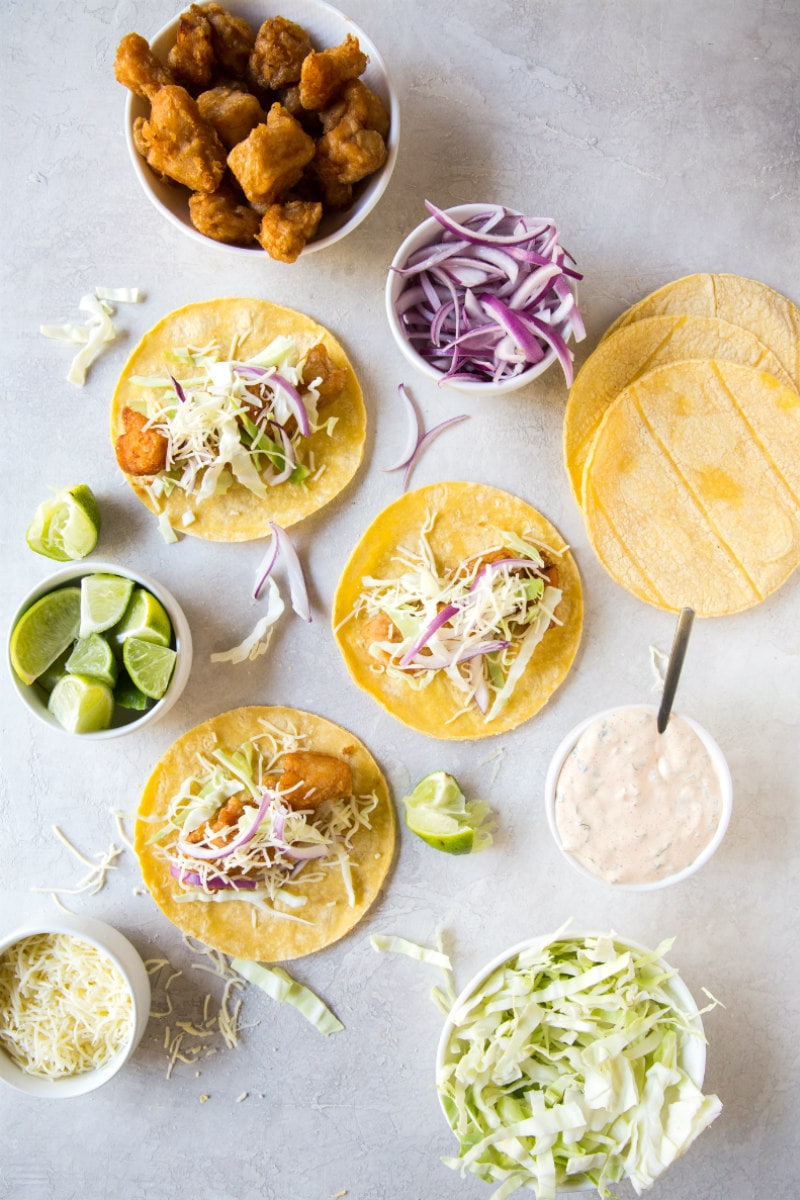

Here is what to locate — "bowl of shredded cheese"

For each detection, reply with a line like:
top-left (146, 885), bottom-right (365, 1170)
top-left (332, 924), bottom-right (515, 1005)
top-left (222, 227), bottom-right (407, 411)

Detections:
top-left (0, 915), bottom-right (151, 1097)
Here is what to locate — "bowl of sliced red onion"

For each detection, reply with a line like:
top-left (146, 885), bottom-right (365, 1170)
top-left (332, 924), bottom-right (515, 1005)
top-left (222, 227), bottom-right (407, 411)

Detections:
top-left (386, 201), bottom-right (585, 395)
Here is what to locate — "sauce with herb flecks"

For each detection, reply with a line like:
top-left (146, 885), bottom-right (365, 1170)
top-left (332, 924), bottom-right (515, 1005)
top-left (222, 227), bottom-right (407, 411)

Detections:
top-left (554, 707), bottom-right (722, 885)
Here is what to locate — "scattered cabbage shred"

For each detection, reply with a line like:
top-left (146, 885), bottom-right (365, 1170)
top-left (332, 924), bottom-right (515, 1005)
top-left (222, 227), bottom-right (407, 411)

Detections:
top-left (0, 933), bottom-right (132, 1078)
top-left (40, 287), bottom-right (144, 386)
top-left (437, 933), bottom-right (721, 1199)
top-left (231, 958), bottom-right (343, 1035)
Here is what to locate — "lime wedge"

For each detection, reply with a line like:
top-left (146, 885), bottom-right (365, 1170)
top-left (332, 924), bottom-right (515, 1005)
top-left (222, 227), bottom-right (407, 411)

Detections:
top-left (65, 634), bottom-right (119, 688)
top-left (122, 637), bottom-right (177, 699)
top-left (10, 587), bottom-right (81, 685)
top-left (48, 674), bottom-right (114, 733)
top-left (114, 672), bottom-right (150, 711)
top-left (402, 770), bottom-right (493, 855)
top-left (111, 587), bottom-right (172, 649)
top-left (79, 573), bottom-right (135, 638)
top-left (25, 485), bottom-right (100, 562)
top-left (37, 648), bottom-right (73, 693)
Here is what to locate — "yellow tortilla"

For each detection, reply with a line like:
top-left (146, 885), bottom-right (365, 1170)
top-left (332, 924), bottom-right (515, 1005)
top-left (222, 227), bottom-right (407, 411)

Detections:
top-left (564, 315), bottom-right (794, 505)
top-left (134, 706), bottom-right (395, 961)
top-left (111, 298), bottom-right (365, 540)
top-left (332, 482), bottom-right (583, 739)
top-left (583, 360), bottom-right (800, 615)
top-left (603, 273), bottom-right (800, 390)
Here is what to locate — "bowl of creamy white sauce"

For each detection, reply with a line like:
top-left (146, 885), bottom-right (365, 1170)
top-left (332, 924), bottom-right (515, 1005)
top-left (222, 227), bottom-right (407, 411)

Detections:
top-left (544, 704), bottom-right (732, 890)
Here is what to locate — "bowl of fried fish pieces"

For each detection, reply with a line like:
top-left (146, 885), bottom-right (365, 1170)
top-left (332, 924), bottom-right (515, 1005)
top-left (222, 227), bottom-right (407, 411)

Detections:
top-left (116, 1), bottom-right (399, 261)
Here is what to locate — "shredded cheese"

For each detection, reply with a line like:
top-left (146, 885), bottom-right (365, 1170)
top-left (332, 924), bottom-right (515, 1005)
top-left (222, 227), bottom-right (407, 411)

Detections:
top-left (31, 825), bottom-right (123, 906)
top-left (0, 933), bottom-right (133, 1078)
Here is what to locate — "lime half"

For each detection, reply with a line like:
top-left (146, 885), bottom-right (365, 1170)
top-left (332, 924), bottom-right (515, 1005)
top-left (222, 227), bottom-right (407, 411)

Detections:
top-left (122, 637), bottom-right (177, 699)
top-left (111, 587), bottom-right (172, 649)
top-left (79, 573), bottom-right (134, 637)
top-left (10, 587), bottom-right (81, 685)
top-left (402, 770), bottom-right (493, 855)
top-left (66, 634), bottom-right (119, 688)
top-left (25, 485), bottom-right (100, 562)
top-left (48, 674), bottom-right (114, 733)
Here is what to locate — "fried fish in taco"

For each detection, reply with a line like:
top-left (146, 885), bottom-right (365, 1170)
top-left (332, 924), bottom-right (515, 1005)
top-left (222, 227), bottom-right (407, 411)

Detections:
top-left (134, 706), bottom-right (394, 961)
top-left (332, 483), bottom-right (583, 740)
top-left (111, 298), bottom-right (365, 540)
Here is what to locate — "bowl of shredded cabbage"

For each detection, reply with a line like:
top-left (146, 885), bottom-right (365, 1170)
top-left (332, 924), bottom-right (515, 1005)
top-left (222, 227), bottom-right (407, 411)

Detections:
top-left (436, 929), bottom-right (721, 1198)
top-left (386, 201), bottom-right (585, 395)
top-left (0, 915), bottom-right (151, 1097)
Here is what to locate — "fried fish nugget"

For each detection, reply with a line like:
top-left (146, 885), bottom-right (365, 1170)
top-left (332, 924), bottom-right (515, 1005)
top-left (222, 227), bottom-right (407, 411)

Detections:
top-left (299, 33), bottom-right (368, 111)
top-left (279, 751), bottom-right (353, 807)
top-left (256, 199), bottom-right (323, 263)
top-left (249, 16), bottom-right (312, 90)
top-left (115, 32), bottom-right (174, 100)
top-left (303, 342), bottom-right (348, 402)
top-left (139, 85), bottom-right (227, 192)
top-left (167, 3), bottom-right (215, 92)
top-left (320, 79), bottom-right (389, 139)
top-left (197, 86), bottom-right (266, 148)
top-left (115, 408), bottom-right (169, 476)
top-left (227, 103), bottom-right (315, 206)
top-left (189, 185), bottom-right (261, 245)
top-left (315, 117), bottom-right (387, 186)
top-left (204, 3), bottom-right (256, 76)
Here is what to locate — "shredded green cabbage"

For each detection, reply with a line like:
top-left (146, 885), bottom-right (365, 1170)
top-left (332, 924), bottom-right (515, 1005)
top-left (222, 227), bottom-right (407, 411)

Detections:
top-left (437, 933), bottom-right (721, 1199)
top-left (231, 959), bottom-right (343, 1035)
top-left (370, 933), bottom-right (452, 970)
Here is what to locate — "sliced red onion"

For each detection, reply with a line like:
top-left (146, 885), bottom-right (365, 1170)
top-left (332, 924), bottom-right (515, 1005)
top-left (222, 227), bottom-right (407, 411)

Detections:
top-left (176, 789), bottom-right (273, 861)
top-left (403, 414), bottom-right (470, 490)
top-left (169, 863), bottom-right (258, 889)
top-left (268, 521), bottom-right (311, 622)
top-left (169, 374), bottom-right (187, 404)
top-left (399, 603), bottom-right (459, 666)
top-left (469, 557), bottom-right (543, 591)
top-left (425, 200), bottom-right (554, 247)
top-left (234, 366), bottom-right (310, 436)
top-left (384, 383), bottom-right (421, 472)
top-left (253, 534), bottom-right (280, 600)
top-left (277, 843), bottom-right (330, 861)
top-left (266, 426), bottom-right (295, 486)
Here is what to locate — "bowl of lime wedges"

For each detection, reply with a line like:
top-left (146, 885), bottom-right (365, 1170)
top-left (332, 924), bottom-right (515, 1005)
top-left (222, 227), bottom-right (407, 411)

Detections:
top-left (8, 562), bottom-right (192, 737)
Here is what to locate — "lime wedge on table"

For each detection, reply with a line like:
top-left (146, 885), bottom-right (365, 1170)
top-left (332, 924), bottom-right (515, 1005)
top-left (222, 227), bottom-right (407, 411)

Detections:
top-left (65, 634), bottom-right (119, 688)
top-left (25, 485), bottom-right (100, 561)
top-left (122, 637), bottom-right (177, 699)
top-left (111, 588), bottom-right (172, 649)
top-left (48, 674), bottom-right (114, 733)
top-left (402, 770), bottom-right (493, 855)
top-left (79, 573), bottom-right (134, 637)
top-left (10, 587), bottom-right (81, 685)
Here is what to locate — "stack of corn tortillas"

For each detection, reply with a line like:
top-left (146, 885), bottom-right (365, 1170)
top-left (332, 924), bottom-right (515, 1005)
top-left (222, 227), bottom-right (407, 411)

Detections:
top-left (563, 273), bottom-right (800, 616)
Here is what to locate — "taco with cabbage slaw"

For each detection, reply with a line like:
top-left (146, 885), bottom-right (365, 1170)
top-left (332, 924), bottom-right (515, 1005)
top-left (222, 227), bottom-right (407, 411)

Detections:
top-left (134, 706), bottom-right (395, 961)
top-left (111, 298), bottom-right (365, 540)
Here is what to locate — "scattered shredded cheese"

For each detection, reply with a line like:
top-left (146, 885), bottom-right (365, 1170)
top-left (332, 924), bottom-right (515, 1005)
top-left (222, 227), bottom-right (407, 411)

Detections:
top-left (31, 824), bottom-right (123, 906)
top-left (0, 933), bottom-right (133, 1078)
top-left (40, 287), bottom-right (144, 386)
top-left (231, 958), bottom-right (343, 1035)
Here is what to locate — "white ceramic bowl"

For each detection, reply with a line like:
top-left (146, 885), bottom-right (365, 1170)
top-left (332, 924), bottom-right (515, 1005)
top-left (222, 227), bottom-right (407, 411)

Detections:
top-left (0, 915), bottom-right (151, 1098)
top-left (124, 0), bottom-right (399, 257)
top-left (436, 930), bottom-right (707, 1192)
top-left (385, 202), bottom-right (579, 396)
top-left (544, 704), bottom-right (733, 891)
top-left (8, 559), bottom-right (193, 738)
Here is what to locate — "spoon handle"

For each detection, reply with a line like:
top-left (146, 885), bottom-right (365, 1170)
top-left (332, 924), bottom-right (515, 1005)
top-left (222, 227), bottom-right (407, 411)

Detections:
top-left (657, 607), bottom-right (695, 733)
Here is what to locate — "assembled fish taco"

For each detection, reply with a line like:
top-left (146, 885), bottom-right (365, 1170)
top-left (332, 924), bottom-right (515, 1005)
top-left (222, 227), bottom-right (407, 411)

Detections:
top-left (134, 706), bottom-right (395, 961)
top-left (111, 298), bottom-right (365, 540)
top-left (333, 482), bottom-right (583, 739)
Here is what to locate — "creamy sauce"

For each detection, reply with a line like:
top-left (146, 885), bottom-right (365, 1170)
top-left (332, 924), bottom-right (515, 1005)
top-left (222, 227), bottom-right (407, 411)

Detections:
top-left (554, 707), bottom-right (722, 885)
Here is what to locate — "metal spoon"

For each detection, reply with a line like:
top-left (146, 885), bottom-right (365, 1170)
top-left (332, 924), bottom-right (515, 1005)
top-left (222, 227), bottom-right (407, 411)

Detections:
top-left (657, 607), bottom-right (695, 733)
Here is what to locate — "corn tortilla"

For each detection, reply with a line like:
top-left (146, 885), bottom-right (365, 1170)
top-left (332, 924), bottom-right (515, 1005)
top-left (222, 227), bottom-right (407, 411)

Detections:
top-left (582, 360), bottom-right (800, 615)
top-left (603, 273), bottom-right (800, 391)
top-left (564, 314), bottom-right (794, 505)
top-left (111, 298), bottom-right (365, 540)
top-left (332, 482), bottom-right (583, 739)
top-left (135, 706), bottom-right (395, 961)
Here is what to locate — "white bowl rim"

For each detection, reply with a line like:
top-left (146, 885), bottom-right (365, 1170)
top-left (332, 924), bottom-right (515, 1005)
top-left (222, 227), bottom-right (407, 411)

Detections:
top-left (543, 703), bottom-right (733, 892)
top-left (0, 914), bottom-right (151, 1097)
top-left (124, 0), bottom-right (400, 258)
top-left (7, 558), bottom-right (193, 739)
top-left (385, 201), bottom-right (575, 396)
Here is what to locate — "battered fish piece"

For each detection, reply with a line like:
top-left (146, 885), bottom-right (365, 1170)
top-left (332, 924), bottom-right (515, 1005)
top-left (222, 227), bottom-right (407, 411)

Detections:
top-left (303, 342), bottom-right (348, 402)
top-left (299, 34), bottom-right (368, 111)
top-left (115, 32), bottom-right (174, 100)
top-left (138, 85), bottom-right (227, 192)
top-left (204, 3), bottom-right (256, 76)
top-left (189, 185), bottom-right (261, 245)
top-left (278, 751), bottom-right (353, 808)
top-left (360, 611), bottom-right (401, 664)
top-left (249, 16), bottom-right (312, 90)
top-left (115, 407), bottom-right (169, 476)
top-left (227, 103), bottom-right (315, 206)
top-left (320, 79), bottom-right (389, 139)
top-left (197, 86), bottom-right (267, 148)
top-left (167, 4), bottom-right (216, 91)
top-left (257, 199), bottom-right (323, 263)
top-left (315, 116), bottom-right (387, 186)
